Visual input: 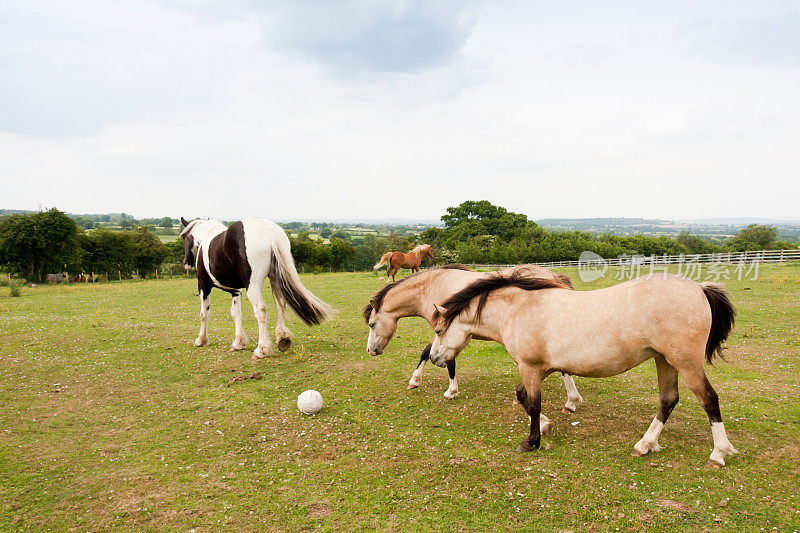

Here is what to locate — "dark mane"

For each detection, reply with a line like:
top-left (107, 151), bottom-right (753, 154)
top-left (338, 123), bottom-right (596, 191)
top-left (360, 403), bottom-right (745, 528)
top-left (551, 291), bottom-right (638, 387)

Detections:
top-left (435, 269), bottom-right (573, 329)
top-left (362, 264), bottom-right (473, 323)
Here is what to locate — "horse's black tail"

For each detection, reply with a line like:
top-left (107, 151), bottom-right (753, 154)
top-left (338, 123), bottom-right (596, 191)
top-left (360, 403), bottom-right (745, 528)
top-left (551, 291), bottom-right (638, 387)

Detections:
top-left (269, 237), bottom-right (336, 326)
top-left (701, 282), bottom-right (735, 364)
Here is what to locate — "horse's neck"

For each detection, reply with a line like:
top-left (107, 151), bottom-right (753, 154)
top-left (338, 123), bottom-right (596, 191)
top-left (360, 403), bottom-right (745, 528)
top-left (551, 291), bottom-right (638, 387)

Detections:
top-left (465, 298), bottom-right (513, 344)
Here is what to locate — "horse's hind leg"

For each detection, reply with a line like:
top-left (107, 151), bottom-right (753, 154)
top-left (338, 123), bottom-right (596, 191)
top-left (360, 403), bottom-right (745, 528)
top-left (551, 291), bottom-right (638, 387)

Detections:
top-left (681, 367), bottom-right (739, 466)
top-left (408, 343), bottom-right (430, 389)
top-left (246, 282), bottom-right (274, 359)
top-left (269, 279), bottom-right (292, 352)
top-left (229, 293), bottom-right (248, 351)
top-left (194, 290), bottom-right (211, 347)
top-left (561, 373), bottom-right (583, 413)
top-left (633, 356), bottom-right (678, 457)
top-left (443, 360), bottom-right (459, 399)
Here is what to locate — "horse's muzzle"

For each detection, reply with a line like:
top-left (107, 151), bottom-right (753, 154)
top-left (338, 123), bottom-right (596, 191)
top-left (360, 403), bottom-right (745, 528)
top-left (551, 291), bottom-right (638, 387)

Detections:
top-left (366, 347), bottom-right (383, 357)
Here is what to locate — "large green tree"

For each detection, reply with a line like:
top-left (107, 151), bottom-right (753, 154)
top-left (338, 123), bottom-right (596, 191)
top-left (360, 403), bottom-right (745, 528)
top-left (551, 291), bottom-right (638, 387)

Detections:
top-left (0, 209), bottom-right (81, 281)
top-left (440, 200), bottom-right (531, 243)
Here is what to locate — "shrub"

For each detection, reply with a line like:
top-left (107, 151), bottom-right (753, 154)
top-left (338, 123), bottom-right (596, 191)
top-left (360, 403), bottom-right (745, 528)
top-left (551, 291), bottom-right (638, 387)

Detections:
top-left (9, 279), bottom-right (21, 297)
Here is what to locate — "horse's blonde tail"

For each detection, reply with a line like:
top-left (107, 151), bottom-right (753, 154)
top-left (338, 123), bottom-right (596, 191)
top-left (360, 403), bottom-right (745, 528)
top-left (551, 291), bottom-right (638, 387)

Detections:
top-left (701, 282), bottom-right (735, 364)
top-left (269, 237), bottom-right (336, 326)
top-left (374, 252), bottom-right (392, 270)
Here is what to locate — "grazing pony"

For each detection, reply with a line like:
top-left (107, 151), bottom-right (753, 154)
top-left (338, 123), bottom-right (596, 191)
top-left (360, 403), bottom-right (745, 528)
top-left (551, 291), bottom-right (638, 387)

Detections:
top-left (374, 244), bottom-right (434, 282)
top-left (180, 217), bottom-right (335, 359)
top-left (363, 265), bottom-right (583, 426)
top-left (430, 269), bottom-right (739, 466)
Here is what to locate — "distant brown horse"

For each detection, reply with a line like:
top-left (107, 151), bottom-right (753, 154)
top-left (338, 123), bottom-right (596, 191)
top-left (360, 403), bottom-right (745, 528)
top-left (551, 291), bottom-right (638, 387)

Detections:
top-left (374, 244), bottom-right (434, 282)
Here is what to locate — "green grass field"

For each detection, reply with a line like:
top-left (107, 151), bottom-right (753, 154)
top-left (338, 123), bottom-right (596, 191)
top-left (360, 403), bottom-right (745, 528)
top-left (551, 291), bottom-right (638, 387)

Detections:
top-left (1, 266), bottom-right (799, 531)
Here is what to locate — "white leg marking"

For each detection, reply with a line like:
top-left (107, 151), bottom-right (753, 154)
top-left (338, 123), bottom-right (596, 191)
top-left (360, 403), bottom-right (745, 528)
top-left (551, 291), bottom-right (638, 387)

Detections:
top-left (229, 295), bottom-right (248, 351)
top-left (408, 360), bottom-right (425, 389)
top-left (709, 422), bottom-right (739, 466)
top-left (561, 374), bottom-right (583, 413)
top-left (443, 376), bottom-right (459, 400)
top-left (633, 417), bottom-right (664, 456)
top-left (247, 284), bottom-right (273, 359)
top-left (528, 413), bottom-right (552, 436)
top-left (194, 294), bottom-right (210, 347)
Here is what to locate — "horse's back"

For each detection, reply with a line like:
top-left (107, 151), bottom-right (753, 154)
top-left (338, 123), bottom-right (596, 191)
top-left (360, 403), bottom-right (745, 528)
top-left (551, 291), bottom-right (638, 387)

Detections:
top-left (391, 251), bottom-right (410, 267)
top-left (526, 276), bottom-right (711, 375)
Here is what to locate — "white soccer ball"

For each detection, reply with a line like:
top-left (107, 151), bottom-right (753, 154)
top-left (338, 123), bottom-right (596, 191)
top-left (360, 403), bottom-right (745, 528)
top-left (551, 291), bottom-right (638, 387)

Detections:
top-left (297, 390), bottom-right (323, 415)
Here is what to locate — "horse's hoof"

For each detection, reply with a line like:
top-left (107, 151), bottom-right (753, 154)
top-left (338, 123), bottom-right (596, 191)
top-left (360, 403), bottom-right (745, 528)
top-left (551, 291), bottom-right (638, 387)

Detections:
top-left (407, 382), bottom-right (420, 390)
top-left (194, 337), bottom-right (208, 347)
top-left (277, 337), bottom-right (291, 352)
top-left (632, 440), bottom-right (659, 456)
top-left (540, 422), bottom-right (552, 437)
top-left (252, 346), bottom-right (272, 360)
top-left (515, 440), bottom-right (538, 453)
top-left (443, 390), bottom-right (459, 400)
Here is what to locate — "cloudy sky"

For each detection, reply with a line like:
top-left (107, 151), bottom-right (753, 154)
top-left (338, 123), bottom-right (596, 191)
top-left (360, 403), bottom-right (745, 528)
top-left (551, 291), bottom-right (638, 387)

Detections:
top-left (2, 1), bottom-right (799, 221)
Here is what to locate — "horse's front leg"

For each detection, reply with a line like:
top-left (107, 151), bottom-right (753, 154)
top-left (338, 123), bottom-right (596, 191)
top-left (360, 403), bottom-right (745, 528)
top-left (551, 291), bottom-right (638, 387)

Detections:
top-left (194, 290), bottom-right (211, 347)
top-left (270, 280), bottom-right (292, 352)
top-left (247, 283), bottom-right (274, 359)
top-left (229, 293), bottom-right (248, 351)
top-left (515, 366), bottom-right (544, 452)
top-left (561, 373), bottom-right (583, 413)
top-left (408, 343), bottom-right (431, 389)
top-left (515, 382), bottom-right (551, 437)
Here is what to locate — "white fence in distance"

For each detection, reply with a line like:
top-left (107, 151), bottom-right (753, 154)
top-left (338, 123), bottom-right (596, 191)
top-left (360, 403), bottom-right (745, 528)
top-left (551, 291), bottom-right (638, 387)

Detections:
top-left (464, 249), bottom-right (800, 271)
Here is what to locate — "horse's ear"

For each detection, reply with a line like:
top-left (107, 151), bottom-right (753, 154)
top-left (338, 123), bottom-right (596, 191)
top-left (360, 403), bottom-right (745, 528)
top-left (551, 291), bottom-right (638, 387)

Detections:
top-left (369, 298), bottom-right (379, 310)
top-left (432, 304), bottom-right (445, 320)
top-left (181, 217), bottom-right (189, 227)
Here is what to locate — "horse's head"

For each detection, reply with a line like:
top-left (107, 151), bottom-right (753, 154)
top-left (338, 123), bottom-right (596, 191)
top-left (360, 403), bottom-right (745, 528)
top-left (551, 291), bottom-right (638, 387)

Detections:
top-left (422, 244), bottom-right (434, 261)
top-left (363, 288), bottom-right (400, 356)
top-left (429, 303), bottom-right (471, 368)
top-left (180, 216), bottom-right (199, 270)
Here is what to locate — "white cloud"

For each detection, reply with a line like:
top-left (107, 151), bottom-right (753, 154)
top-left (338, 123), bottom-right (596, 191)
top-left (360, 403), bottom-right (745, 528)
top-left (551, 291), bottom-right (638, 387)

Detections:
top-left (1, 1), bottom-right (799, 220)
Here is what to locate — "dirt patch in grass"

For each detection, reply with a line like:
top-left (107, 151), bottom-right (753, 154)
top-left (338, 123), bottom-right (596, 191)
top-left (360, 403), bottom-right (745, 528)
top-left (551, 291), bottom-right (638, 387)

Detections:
top-left (307, 503), bottom-right (333, 518)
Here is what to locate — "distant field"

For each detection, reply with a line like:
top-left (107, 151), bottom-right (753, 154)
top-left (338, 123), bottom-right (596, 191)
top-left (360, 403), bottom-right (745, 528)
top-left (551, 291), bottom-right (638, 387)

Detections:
top-left (0, 266), bottom-right (798, 530)
top-left (157, 234), bottom-right (180, 243)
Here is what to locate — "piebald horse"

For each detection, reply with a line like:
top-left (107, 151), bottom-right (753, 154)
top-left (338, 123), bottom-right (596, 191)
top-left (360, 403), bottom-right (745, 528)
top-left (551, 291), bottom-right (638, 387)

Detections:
top-left (180, 217), bottom-right (335, 359)
top-left (363, 265), bottom-right (584, 429)
top-left (430, 269), bottom-right (739, 466)
top-left (374, 244), bottom-right (434, 283)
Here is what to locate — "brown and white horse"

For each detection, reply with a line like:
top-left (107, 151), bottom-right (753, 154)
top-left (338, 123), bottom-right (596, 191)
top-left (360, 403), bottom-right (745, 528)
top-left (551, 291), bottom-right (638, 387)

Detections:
top-left (363, 265), bottom-right (584, 429)
top-left (429, 268), bottom-right (739, 466)
top-left (180, 217), bottom-right (335, 359)
top-left (374, 244), bottom-right (434, 282)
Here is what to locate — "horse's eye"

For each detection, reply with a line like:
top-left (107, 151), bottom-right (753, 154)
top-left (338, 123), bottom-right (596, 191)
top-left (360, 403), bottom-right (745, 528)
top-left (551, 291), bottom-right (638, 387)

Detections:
top-left (434, 329), bottom-right (442, 335)
top-left (369, 323), bottom-right (375, 329)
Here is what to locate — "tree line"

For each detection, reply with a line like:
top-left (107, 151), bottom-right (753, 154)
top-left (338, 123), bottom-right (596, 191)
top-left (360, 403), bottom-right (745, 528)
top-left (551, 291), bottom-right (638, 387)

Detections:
top-left (420, 201), bottom-right (797, 265)
top-left (0, 209), bottom-right (169, 281)
top-left (2, 205), bottom-right (796, 282)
